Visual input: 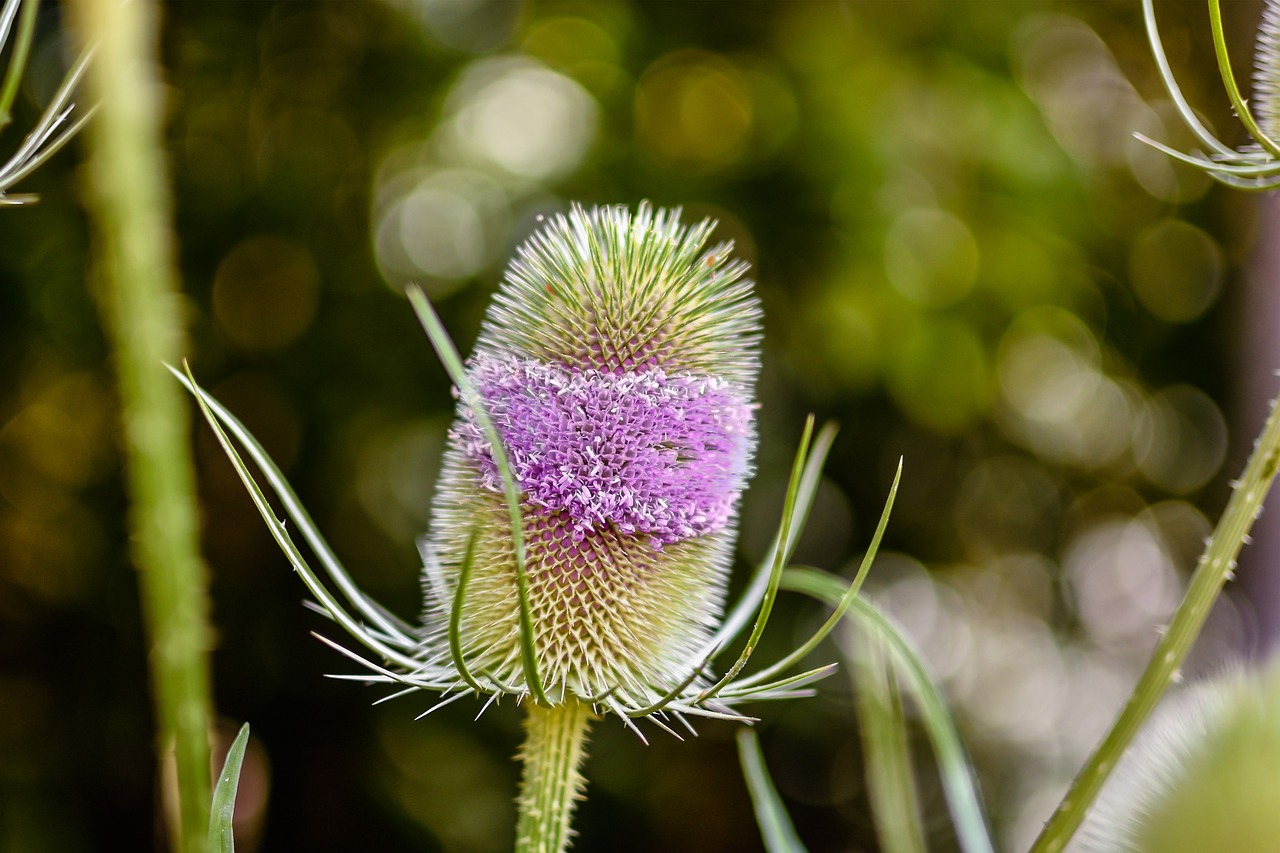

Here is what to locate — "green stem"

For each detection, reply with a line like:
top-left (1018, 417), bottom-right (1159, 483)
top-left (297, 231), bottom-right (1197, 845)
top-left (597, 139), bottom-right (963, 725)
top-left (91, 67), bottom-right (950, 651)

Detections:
top-left (67, 0), bottom-right (213, 851)
top-left (1031, 390), bottom-right (1280, 853)
top-left (515, 700), bottom-right (595, 853)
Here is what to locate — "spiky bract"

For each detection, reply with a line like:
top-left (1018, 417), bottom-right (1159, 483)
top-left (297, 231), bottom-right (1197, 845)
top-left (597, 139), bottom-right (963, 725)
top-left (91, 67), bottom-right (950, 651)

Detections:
top-left (421, 202), bottom-right (762, 711)
top-left (1139, 0), bottom-right (1280, 189)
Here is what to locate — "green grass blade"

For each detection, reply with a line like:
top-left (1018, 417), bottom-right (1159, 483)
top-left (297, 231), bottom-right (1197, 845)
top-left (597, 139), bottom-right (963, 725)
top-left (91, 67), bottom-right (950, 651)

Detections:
top-left (782, 568), bottom-right (994, 853)
top-left (208, 723), bottom-right (251, 853)
top-left (736, 728), bottom-right (809, 853)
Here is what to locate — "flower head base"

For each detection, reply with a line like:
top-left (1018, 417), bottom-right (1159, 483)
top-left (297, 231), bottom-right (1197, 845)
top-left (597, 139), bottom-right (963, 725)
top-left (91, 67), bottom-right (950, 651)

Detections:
top-left (180, 202), bottom-right (888, 735)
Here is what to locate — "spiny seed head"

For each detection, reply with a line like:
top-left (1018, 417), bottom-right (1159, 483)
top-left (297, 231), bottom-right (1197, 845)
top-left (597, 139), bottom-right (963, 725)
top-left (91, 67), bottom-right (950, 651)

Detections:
top-left (1076, 665), bottom-right (1280, 853)
top-left (421, 202), bottom-right (761, 707)
top-left (1255, 0), bottom-right (1280, 141)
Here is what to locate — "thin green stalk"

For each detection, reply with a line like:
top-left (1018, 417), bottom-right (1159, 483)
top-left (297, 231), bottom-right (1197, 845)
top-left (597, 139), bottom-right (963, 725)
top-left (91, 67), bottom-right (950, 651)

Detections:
top-left (737, 729), bottom-right (808, 853)
top-left (1031, 390), bottom-right (1280, 853)
top-left (67, 0), bottom-right (213, 851)
top-left (515, 700), bottom-right (595, 853)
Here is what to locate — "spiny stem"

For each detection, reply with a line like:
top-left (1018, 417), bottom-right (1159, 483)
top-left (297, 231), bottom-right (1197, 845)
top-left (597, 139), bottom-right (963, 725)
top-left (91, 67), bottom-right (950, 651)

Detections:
top-left (516, 700), bottom-right (595, 853)
top-left (67, 0), bottom-right (213, 850)
top-left (1031, 389), bottom-right (1280, 853)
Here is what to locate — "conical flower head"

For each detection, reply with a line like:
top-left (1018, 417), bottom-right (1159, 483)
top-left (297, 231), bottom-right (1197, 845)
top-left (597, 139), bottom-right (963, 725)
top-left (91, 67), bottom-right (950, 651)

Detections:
top-left (421, 203), bottom-right (761, 708)
top-left (1255, 0), bottom-right (1280, 142)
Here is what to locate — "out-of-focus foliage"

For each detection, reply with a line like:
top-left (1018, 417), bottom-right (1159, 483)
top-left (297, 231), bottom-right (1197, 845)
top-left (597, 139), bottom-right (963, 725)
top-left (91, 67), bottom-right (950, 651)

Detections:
top-left (0, 1), bottom-right (1260, 851)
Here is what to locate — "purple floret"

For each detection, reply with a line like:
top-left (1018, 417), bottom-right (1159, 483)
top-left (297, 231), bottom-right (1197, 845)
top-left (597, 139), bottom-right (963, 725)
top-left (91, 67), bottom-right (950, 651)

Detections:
top-left (455, 356), bottom-right (755, 546)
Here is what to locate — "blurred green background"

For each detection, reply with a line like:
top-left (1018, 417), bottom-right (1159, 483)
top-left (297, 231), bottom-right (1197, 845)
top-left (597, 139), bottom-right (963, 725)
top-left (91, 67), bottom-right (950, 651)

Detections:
top-left (1, 0), bottom-right (1274, 850)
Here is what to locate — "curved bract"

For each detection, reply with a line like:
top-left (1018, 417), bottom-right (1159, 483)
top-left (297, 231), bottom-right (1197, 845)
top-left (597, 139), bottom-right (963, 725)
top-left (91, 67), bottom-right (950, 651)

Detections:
top-left (0, 0), bottom-right (95, 206)
top-left (1140, 0), bottom-right (1280, 190)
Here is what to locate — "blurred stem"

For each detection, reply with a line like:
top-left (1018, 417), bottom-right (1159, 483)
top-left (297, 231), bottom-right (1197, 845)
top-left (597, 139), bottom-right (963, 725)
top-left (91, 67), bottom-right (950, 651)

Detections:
top-left (853, 629), bottom-right (926, 853)
top-left (0, 0), bottom-right (37, 130)
top-left (66, 1), bottom-right (213, 851)
top-left (1031, 389), bottom-right (1280, 853)
top-left (515, 700), bottom-right (594, 853)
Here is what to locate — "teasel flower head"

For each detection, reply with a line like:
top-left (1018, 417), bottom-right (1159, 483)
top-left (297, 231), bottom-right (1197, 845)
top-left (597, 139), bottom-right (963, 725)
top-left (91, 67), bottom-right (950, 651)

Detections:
top-left (1139, 0), bottom-right (1280, 190)
top-left (1072, 663), bottom-right (1280, 853)
top-left (1255, 0), bottom-right (1280, 142)
top-left (422, 202), bottom-right (761, 715)
top-left (180, 202), bottom-right (883, 735)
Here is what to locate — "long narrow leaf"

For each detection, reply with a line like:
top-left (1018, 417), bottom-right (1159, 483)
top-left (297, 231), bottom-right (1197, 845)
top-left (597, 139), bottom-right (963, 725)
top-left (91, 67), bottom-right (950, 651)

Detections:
top-left (1133, 133), bottom-right (1280, 177)
top-left (853, 629), bottom-right (926, 853)
top-left (1140, 0), bottom-right (1235, 157)
top-left (208, 724), bottom-right (251, 853)
top-left (448, 530), bottom-right (490, 696)
top-left (0, 0), bottom-right (36, 129)
top-left (1208, 0), bottom-right (1280, 156)
top-left (737, 728), bottom-right (809, 853)
top-left (782, 568), bottom-right (994, 853)
top-left (180, 363), bottom-right (435, 675)
top-left (167, 365), bottom-right (417, 646)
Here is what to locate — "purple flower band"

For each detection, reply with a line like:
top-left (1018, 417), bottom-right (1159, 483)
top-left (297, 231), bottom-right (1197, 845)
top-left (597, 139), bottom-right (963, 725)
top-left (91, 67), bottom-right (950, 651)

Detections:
top-left (455, 356), bottom-right (755, 546)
